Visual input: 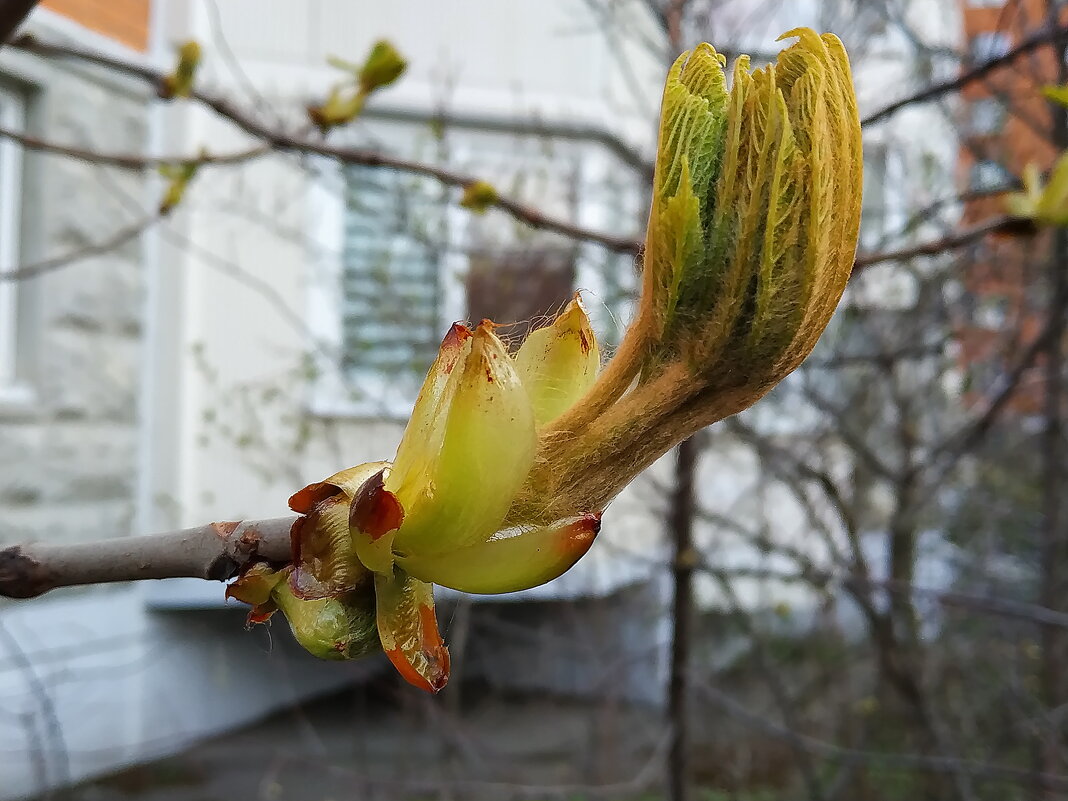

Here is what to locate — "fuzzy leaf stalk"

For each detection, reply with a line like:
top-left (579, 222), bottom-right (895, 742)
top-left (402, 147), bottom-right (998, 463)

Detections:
top-left (229, 28), bottom-right (862, 693)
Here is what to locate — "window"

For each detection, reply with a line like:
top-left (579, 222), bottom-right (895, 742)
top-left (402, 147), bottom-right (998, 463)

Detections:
top-left (0, 86), bottom-right (25, 400)
top-left (973, 293), bottom-right (1010, 330)
top-left (307, 118), bottom-right (646, 418)
top-left (465, 246), bottom-right (576, 342)
top-left (969, 159), bottom-right (1013, 190)
top-left (860, 144), bottom-right (888, 248)
top-left (968, 97), bottom-right (1007, 136)
top-left (969, 33), bottom-right (1011, 65)
top-left (339, 165), bottom-right (444, 392)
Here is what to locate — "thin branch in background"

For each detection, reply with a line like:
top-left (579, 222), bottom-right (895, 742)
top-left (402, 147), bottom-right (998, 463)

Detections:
top-left (861, 22), bottom-right (1068, 127)
top-left (0, 125), bottom-right (270, 170)
top-left (667, 436), bottom-right (696, 801)
top-left (7, 33), bottom-right (643, 256)
top-left (3, 30), bottom-right (1055, 267)
top-left (1039, 12), bottom-right (1068, 785)
top-left (853, 215), bottom-right (1032, 273)
top-left (0, 618), bottom-right (69, 797)
top-left (0, 213), bottom-right (164, 282)
top-left (924, 313), bottom-right (1059, 488)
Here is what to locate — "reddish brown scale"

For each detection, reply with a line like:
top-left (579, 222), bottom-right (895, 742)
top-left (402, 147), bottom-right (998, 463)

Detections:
top-left (288, 516), bottom-right (305, 563)
top-left (288, 481), bottom-right (342, 514)
top-left (246, 606), bottom-right (275, 625)
top-left (440, 323), bottom-right (472, 375)
top-left (290, 494), bottom-right (359, 599)
top-left (349, 468), bottom-right (405, 541)
top-left (554, 511), bottom-right (603, 557)
top-left (418, 603), bottom-right (450, 691)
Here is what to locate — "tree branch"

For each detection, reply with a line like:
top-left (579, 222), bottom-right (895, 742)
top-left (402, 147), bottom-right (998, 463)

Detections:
top-left (8, 33), bottom-right (643, 255)
top-left (853, 215), bottom-right (1033, 273)
top-left (6, 32), bottom-right (1054, 265)
top-left (861, 23), bottom-right (1068, 128)
top-left (0, 518), bottom-right (294, 598)
top-left (0, 213), bottom-right (164, 282)
top-left (0, 124), bottom-right (269, 170)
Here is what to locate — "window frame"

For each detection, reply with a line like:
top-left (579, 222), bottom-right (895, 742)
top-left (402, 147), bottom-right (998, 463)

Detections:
top-left (860, 141), bottom-right (889, 249)
top-left (304, 150), bottom-right (469, 421)
top-left (0, 85), bottom-right (29, 406)
top-left (969, 158), bottom-right (1014, 191)
top-left (967, 97), bottom-right (1007, 137)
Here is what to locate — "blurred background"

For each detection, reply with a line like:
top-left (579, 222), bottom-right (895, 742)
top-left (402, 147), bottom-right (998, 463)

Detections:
top-left (0, 0), bottom-right (1067, 799)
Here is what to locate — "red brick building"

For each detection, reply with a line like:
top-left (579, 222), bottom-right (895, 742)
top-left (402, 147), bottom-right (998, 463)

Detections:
top-left (40, 0), bottom-right (150, 51)
top-left (957, 0), bottom-right (1066, 414)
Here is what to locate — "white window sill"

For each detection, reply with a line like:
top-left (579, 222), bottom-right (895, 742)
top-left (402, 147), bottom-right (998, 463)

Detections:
top-left (0, 382), bottom-right (37, 417)
top-left (306, 383), bottom-right (414, 423)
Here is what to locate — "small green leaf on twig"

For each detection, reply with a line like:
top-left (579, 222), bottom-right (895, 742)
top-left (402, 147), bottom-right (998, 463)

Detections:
top-left (308, 40), bottom-right (407, 132)
top-left (1043, 84), bottom-right (1068, 107)
top-left (357, 40), bottom-right (407, 94)
top-left (459, 180), bottom-right (498, 213)
top-left (1005, 155), bottom-right (1068, 226)
top-left (158, 159), bottom-right (199, 214)
top-left (160, 40), bottom-right (201, 99)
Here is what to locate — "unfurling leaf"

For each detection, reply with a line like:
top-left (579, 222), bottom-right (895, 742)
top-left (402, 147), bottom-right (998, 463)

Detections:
top-left (160, 40), bottom-right (201, 99)
top-left (234, 29), bottom-right (863, 695)
top-left (308, 40), bottom-right (407, 131)
top-left (1006, 155), bottom-right (1068, 227)
top-left (357, 40), bottom-right (407, 94)
top-left (158, 160), bottom-right (199, 214)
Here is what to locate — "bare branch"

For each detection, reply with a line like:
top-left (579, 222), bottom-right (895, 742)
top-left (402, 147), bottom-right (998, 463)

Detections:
top-left (0, 124), bottom-right (269, 170)
top-left (924, 312), bottom-right (1059, 482)
top-left (853, 215), bottom-right (1033, 273)
top-left (0, 518), bottom-right (294, 599)
top-left (0, 213), bottom-right (163, 282)
top-left (9, 33), bottom-right (643, 255)
top-left (862, 23), bottom-right (1068, 128)
top-left (6, 33), bottom-right (1053, 266)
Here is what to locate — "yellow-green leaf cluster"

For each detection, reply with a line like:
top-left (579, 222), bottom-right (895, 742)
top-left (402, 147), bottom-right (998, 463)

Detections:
top-left (160, 40), bottom-right (200, 100)
top-left (1043, 84), bottom-right (1068, 107)
top-left (1006, 156), bottom-right (1068, 226)
top-left (459, 180), bottom-right (498, 213)
top-left (232, 30), bottom-right (866, 695)
top-left (158, 160), bottom-right (198, 214)
top-left (309, 40), bottom-right (407, 131)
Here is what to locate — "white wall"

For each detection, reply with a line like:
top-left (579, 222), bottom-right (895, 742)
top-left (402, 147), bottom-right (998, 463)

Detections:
top-left (143, 0), bottom-right (660, 532)
top-left (0, 585), bottom-right (379, 800)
